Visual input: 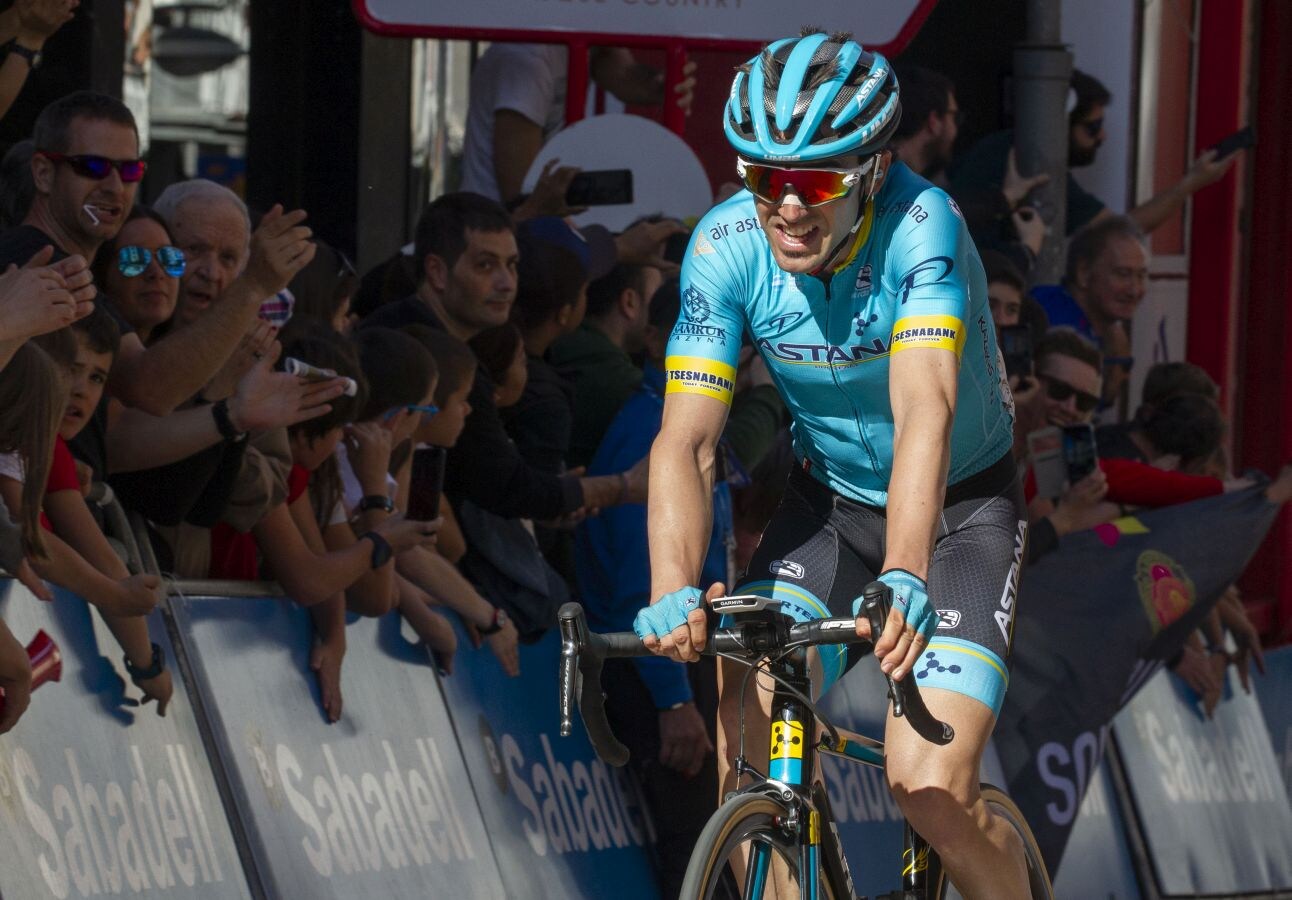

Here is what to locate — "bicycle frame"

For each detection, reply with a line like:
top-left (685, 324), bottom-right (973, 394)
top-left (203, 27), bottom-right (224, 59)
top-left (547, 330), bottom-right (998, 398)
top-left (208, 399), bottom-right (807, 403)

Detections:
top-left (734, 648), bottom-right (939, 900)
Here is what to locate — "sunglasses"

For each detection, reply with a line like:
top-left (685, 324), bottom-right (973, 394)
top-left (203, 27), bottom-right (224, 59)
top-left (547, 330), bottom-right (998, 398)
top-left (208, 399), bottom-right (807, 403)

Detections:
top-left (736, 156), bottom-right (875, 207)
top-left (1079, 118), bottom-right (1104, 138)
top-left (1039, 374), bottom-right (1100, 413)
top-left (118, 245), bottom-right (185, 278)
top-left (40, 152), bottom-right (147, 183)
top-left (383, 404), bottom-right (438, 421)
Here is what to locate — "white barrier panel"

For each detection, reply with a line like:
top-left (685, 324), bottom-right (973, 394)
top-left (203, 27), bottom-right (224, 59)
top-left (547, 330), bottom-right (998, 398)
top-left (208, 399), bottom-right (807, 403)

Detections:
top-left (435, 622), bottom-right (662, 900)
top-left (0, 582), bottom-right (252, 899)
top-left (1051, 761), bottom-right (1141, 898)
top-left (167, 591), bottom-right (506, 899)
top-left (1115, 666), bottom-right (1292, 894)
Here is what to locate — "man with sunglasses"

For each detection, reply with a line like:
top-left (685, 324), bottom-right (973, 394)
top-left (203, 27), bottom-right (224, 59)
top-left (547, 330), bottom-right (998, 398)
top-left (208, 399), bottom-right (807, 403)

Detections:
top-left (634, 30), bottom-right (1030, 899)
top-left (0, 91), bottom-right (328, 428)
top-left (951, 67), bottom-right (1235, 238)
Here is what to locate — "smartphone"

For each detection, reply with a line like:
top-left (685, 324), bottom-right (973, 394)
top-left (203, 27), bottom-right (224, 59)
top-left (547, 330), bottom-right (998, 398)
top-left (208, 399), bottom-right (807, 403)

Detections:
top-left (407, 446), bottom-right (447, 521)
top-left (1061, 423), bottom-right (1099, 484)
top-left (1208, 125), bottom-right (1254, 160)
top-left (1027, 426), bottom-right (1066, 500)
top-left (1000, 325), bottom-right (1034, 379)
top-left (565, 169), bottom-right (634, 207)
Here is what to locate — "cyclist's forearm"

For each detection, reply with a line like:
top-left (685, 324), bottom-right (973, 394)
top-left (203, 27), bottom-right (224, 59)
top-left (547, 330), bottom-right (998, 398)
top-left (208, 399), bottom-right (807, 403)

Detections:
top-left (883, 412), bottom-right (952, 579)
top-left (647, 434), bottom-right (717, 600)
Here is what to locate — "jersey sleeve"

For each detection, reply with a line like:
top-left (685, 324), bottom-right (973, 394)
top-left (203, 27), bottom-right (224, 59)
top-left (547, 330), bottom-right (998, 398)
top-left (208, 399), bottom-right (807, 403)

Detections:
top-left (665, 226), bottom-right (747, 407)
top-left (884, 187), bottom-right (976, 359)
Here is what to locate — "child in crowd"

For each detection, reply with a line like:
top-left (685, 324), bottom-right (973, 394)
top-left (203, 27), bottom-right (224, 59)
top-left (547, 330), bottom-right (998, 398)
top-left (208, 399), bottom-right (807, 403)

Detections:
top-left (241, 326), bottom-right (440, 721)
top-left (3, 313), bottom-right (172, 713)
top-left (469, 323), bottom-right (528, 411)
top-left (401, 323), bottom-right (520, 676)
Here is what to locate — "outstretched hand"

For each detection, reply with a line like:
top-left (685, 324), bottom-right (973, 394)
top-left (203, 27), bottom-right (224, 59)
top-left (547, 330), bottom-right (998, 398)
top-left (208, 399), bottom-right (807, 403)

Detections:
top-left (243, 204), bottom-right (316, 297)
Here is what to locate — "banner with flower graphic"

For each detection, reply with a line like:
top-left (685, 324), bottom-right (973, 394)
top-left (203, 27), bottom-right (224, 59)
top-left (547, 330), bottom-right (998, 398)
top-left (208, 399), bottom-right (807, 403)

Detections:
top-left (993, 483), bottom-right (1281, 872)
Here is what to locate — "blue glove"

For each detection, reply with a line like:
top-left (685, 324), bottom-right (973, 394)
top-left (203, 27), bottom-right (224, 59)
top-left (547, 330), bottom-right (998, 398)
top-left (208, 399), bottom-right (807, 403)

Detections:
top-left (853, 570), bottom-right (939, 644)
top-left (633, 587), bottom-right (704, 642)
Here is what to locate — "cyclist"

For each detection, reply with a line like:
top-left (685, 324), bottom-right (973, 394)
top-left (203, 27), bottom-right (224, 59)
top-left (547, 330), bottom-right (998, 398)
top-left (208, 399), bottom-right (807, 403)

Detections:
top-left (635, 30), bottom-right (1030, 898)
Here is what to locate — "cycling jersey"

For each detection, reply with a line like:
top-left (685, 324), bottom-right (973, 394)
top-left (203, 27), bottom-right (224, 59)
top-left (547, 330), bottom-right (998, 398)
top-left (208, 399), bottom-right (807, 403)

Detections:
top-left (668, 161), bottom-right (1015, 507)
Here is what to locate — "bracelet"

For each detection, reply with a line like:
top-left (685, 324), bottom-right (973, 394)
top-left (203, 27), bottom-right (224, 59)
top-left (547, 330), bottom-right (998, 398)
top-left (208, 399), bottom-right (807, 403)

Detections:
top-left (358, 494), bottom-right (395, 513)
top-left (212, 399), bottom-right (246, 442)
top-left (124, 643), bottom-right (166, 683)
top-left (665, 701), bottom-right (689, 711)
top-left (478, 606), bottom-right (509, 636)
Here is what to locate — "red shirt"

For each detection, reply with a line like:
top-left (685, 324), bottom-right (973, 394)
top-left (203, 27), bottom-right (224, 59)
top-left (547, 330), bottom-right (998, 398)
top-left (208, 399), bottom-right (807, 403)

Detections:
top-left (1024, 456), bottom-right (1223, 507)
top-left (40, 436), bottom-right (80, 531)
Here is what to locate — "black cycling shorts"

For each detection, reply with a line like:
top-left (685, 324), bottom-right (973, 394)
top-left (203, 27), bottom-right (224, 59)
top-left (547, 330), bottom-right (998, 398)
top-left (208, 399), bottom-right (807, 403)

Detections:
top-left (735, 452), bottom-right (1026, 715)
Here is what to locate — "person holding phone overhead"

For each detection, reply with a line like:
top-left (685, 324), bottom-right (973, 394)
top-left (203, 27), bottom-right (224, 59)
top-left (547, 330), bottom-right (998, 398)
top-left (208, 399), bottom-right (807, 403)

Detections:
top-left (952, 68), bottom-right (1241, 238)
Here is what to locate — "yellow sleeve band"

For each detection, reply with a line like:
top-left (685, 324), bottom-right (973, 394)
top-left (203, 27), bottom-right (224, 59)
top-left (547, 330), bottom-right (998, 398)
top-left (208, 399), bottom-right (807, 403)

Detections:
top-left (665, 355), bottom-right (736, 406)
top-left (891, 314), bottom-right (966, 358)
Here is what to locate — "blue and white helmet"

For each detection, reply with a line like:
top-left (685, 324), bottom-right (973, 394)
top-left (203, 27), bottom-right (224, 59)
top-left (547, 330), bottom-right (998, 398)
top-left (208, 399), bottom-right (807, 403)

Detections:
top-left (724, 30), bottom-right (902, 164)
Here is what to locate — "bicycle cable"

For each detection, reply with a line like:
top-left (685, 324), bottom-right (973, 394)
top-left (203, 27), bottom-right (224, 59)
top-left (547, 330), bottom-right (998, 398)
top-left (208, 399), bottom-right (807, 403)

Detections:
top-left (720, 642), bottom-right (844, 787)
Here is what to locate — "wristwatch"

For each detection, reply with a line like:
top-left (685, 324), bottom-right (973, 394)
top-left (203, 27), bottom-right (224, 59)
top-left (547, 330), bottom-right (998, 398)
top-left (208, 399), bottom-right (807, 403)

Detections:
top-left (212, 399), bottom-right (247, 442)
top-left (124, 643), bottom-right (166, 683)
top-left (362, 531), bottom-right (393, 569)
top-left (358, 494), bottom-right (395, 514)
top-left (479, 607), bottom-right (509, 636)
top-left (2, 40), bottom-right (42, 69)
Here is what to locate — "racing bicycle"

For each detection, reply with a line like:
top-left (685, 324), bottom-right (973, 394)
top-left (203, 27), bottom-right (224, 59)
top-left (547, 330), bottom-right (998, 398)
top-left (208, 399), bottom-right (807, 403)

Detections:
top-left (557, 582), bottom-right (1054, 899)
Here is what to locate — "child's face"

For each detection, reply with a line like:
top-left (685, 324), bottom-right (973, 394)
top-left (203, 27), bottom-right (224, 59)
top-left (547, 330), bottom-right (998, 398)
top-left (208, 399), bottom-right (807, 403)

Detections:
top-left (290, 425), bottom-right (345, 472)
top-left (60, 335), bottom-right (113, 440)
top-left (493, 342), bottom-right (528, 409)
top-left (389, 378), bottom-right (438, 446)
top-left (418, 376), bottom-right (474, 448)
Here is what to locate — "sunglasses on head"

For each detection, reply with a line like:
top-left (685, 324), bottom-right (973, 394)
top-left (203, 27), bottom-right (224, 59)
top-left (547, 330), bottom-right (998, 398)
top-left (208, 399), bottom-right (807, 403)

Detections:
top-left (736, 156), bottom-right (875, 207)
top-left (1079, 118), bottom-right (1104, 138)
top-left (40, 152), bottom-right (147, 183)
top-left (118, 245), bottom-right (185, 278)
top-left (1040, 374), bottom-right (1100, 413)
top-left (383, 404), bottom-right (438, 422)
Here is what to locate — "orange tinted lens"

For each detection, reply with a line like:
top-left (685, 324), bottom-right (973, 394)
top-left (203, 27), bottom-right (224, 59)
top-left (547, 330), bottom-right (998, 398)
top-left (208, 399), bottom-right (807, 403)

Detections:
top-left (743, 164), bottom-right (851, 206)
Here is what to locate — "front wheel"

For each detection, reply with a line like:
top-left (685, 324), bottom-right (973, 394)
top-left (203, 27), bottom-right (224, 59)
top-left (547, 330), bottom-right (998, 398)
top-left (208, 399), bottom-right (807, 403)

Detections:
top-left (927, 784), bottom-right (1054, 900)
top-left (680, 791), bottom-right (840, 900)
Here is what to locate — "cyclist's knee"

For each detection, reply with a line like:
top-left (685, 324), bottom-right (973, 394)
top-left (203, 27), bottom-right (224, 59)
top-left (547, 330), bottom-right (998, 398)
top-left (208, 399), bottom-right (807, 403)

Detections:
top-left (889, 777), bottom-right (976, 851)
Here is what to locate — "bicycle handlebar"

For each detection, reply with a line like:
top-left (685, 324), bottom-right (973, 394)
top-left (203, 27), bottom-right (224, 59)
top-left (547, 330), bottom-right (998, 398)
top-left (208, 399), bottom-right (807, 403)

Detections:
top-left (557, 580), bottom-right (954, 767)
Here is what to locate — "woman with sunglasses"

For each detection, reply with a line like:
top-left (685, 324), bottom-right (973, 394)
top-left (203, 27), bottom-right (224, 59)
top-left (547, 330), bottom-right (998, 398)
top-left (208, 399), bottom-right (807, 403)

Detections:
top-left (91, 206), bottom-right (183, 345)
top-left (632, 30), bottom-right (1031, 899)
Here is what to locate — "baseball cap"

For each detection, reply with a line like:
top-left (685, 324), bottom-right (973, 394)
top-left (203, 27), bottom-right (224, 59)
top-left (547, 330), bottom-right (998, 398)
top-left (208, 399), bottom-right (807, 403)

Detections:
top-left (517, 216), bottom-right (618, 283)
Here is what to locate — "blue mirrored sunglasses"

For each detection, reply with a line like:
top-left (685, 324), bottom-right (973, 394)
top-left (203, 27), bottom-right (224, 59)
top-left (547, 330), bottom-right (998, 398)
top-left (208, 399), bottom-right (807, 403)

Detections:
top-left (118, 245), bottom-right (186, 278)
top-left (383, 404), bottom-right (438, 421)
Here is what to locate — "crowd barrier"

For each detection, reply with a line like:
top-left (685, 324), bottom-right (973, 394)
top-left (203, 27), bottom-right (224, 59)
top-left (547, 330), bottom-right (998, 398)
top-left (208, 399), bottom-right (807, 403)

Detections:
top-left (0, 582), bottom-right (252, 900)
top-left (1115, 663), bottom-right (1292, 895)
top-left (2, 573), bottom-right (1290, 899)
top-left (166, 585), bottom-right (506, 899)
top-left (1255, 645), bottom-right (1292, 806)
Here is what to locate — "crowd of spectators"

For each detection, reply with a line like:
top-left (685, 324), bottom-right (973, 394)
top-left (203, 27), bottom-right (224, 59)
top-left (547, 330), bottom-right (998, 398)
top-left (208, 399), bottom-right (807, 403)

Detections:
top-left (0, 23), bottom-right (1282, 896)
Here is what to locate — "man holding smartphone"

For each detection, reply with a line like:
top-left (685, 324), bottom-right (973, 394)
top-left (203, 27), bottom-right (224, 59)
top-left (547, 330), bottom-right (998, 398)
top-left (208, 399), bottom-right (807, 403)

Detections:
top-left (633, 31), bottom-right (1031, 898)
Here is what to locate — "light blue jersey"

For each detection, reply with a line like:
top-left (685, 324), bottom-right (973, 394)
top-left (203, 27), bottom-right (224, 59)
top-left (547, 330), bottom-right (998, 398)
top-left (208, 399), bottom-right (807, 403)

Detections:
top-left (667, 162), bottom-right (1015, 506)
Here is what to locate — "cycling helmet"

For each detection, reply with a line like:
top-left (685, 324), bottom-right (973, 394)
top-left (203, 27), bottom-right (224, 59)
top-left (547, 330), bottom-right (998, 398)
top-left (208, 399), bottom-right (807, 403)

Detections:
top-left (725, 30), bottom-right (902, 164)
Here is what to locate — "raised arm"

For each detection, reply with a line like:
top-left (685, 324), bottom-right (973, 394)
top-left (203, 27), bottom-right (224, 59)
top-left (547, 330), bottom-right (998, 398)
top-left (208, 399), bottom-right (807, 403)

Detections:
top-left (108, 206), bottom-right (316, 415)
